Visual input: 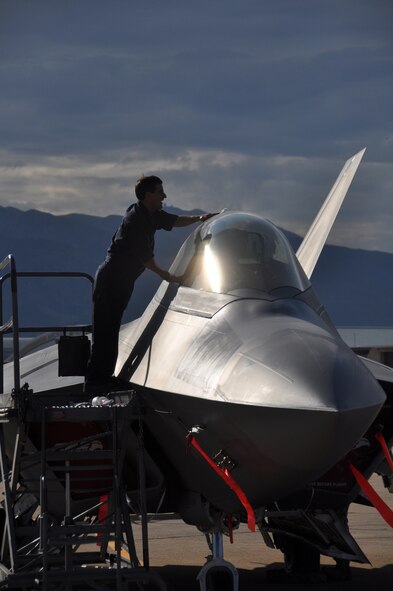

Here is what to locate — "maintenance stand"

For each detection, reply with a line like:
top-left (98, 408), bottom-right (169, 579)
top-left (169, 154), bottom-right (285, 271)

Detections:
top-left (0, 387), bottom-right (168, 590)
top-left (0, 254), bottom-right (168, 590)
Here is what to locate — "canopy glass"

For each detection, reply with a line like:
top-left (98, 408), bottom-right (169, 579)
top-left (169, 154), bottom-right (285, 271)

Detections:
top-left (170, 212), bottom-right (310, 297)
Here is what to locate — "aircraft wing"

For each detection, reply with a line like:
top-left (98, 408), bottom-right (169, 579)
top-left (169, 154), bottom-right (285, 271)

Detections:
top-left (357, 355), bottom-right (393, 384)
top-left (296, 148), bottom-right (366, 279)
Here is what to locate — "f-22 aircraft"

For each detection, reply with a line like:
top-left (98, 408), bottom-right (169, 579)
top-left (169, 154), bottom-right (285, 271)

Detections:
top-left (2, 148), bottom-right (393, 584)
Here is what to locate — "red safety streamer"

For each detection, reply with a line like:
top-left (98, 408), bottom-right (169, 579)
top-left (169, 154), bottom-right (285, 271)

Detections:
top-left (349, 464), bottom-right (393, 529)
top-left (375, 433), bottom-right (393, 472)
top-left (187, 434), bottom-right (256, 532)
top-left (96, 494), bottom-right (109, 546)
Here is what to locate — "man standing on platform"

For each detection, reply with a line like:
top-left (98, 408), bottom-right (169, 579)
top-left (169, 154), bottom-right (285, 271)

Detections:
top-left (85, 175), bottom-right (216, 393)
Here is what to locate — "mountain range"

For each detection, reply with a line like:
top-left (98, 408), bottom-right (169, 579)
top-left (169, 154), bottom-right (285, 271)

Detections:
top-left (0, 205), bottom-right (392, 331)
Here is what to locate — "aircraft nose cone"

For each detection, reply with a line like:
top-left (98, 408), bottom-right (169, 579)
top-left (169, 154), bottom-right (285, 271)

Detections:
top-left (216, 317), bottom-right (385, 496)
top-left (221, 318), bottom-right (385, 413)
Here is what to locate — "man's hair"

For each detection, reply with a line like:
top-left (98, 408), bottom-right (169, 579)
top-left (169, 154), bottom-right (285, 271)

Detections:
top-left (135, 175), bottom-right (163, 200)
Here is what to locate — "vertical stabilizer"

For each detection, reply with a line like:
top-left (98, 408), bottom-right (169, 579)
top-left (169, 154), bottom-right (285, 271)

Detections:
top-left (296, 149), bottom-right (366, 279)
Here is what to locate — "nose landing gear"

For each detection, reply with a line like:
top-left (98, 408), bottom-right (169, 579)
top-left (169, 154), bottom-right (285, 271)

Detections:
top-left (197, 531), bottom-right (239, 591)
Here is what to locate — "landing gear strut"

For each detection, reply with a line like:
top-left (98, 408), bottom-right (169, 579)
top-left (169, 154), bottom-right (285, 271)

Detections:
top-left (197, 531), bottom-right (238, 591)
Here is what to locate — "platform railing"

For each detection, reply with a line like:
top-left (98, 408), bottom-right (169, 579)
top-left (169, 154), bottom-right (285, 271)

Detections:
top-left (0, 255), bottom-right (21, 395)
top-left (0, 254), bottom-right (94, 395)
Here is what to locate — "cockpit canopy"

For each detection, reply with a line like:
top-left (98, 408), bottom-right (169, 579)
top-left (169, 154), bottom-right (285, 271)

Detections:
top-left (170, 212), bottom-right (310, 298)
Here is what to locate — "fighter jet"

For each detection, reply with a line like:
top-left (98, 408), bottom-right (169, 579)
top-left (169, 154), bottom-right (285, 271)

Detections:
top-left (1, 148), bottom-right (392, 583)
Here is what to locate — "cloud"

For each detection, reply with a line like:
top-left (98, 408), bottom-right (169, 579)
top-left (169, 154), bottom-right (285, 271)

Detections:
top-left (1, 146), bottom-right (392, 253)
top-left (0, 0), bottom-right (392, 252)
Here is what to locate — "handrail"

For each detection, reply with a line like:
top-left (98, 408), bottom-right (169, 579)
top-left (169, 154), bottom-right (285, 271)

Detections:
top-left (0, 257), bottom-right (94, 395)
top-left (0, 255), bottom-right (21, 394)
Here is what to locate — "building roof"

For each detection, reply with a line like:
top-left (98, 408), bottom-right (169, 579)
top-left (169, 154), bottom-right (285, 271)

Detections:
top-left (338, 327), bottom-right (393, 349)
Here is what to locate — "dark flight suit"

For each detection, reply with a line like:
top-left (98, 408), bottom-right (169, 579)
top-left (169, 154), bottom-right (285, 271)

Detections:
top-left (85, 201), bottom-right (178, 386)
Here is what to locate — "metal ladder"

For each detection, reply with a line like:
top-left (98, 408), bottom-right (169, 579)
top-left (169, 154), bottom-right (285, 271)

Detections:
top-left (0, 394), bottom-right (167, 590)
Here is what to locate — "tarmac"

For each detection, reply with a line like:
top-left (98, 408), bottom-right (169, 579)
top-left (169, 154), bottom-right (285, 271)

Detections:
top-left (2, 474), bottom-right (391, 589)
top-left (131, 475), bottom-right (393, 590)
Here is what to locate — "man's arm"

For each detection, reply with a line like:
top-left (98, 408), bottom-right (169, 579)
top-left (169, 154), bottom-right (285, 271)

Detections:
top-left (173, 212), bottom-right (218, 227)
top-left (144, 257), bottom-right (177, 282)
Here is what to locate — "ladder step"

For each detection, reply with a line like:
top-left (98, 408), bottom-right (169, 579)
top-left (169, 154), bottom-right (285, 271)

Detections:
top-left (49, 524), bottom-right (115, 535)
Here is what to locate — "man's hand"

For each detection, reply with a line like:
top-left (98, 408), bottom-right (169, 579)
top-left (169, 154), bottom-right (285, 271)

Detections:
top-left (173, 212), bottom-right (220, 227)
top-left (144, 257), bottom-right (182, 283)
top-left (199, 212), bottom-right (219, 223)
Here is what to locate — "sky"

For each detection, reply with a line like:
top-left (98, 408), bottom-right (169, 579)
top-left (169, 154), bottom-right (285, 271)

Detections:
top-left (0, 0), bottom-right (392, 252)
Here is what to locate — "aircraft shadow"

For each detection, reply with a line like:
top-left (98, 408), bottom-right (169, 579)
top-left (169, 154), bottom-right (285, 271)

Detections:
top-left (148, 562), bottom-right (393, 591)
